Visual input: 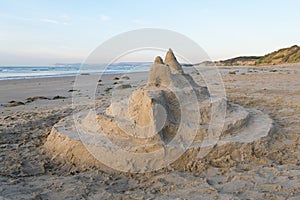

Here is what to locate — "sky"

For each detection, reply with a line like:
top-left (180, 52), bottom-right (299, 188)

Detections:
top-left (0, 0), bottom-right (300, 65)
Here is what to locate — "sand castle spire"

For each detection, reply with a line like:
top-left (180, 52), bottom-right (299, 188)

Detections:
top-left (154, 56), bottom-right (164, 64)
top-left (164, 48), bottom-right (184, 74)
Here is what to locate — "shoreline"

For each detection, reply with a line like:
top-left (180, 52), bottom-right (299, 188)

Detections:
top-left (2, 61), bottom-right (300, 81)
top-left (0, 70), bottom-right (148, 81)
top-left (0, 71), bottom-right (148, 110)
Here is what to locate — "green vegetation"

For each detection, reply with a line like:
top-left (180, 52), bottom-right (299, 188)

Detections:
top-left (255, 45), bottom-right (300, 65)
top-left (288, 49), bottom-right (300, 62)
top-left (218, 56), bottom-right (262, 66)
top-left (215, 45), bottom-right (300, 66)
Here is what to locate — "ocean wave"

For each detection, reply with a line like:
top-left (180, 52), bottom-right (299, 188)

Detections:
top-left (0, 64), bottom-right (150, 80)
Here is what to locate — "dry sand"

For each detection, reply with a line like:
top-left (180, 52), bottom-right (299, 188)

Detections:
top-left (0, 65), bottom-right (299, 199)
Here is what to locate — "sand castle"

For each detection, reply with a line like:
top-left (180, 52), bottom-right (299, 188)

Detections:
top-left (44, 49), bottom-right (273, 172)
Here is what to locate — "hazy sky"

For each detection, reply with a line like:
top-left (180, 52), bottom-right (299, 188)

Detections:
top-left (1, 0), bottom-right (300, 65)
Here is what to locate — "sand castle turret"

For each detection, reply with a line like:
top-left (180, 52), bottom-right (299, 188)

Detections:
top-left (44, 49), bottom-right (273, 173)
top-left (164, 48), bottom-right (184, 74)
top-left (154, 56), bottom-right (164, 64)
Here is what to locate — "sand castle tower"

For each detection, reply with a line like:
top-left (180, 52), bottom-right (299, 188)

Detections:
top-left (44, 49), bottom-right (273, 172)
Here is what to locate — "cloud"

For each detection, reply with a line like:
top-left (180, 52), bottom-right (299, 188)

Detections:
top-left (0, 13), bottom-right (70, 26)
top-left (39, 18), bottom-right (59, 24)
top-left (40, 18), bottom-right (70, 25)
top-left (100, 15), bottom-right (110, 21)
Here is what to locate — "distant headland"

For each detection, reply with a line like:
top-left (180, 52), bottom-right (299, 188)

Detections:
top-left (199, 45), bottom-right (300, 66)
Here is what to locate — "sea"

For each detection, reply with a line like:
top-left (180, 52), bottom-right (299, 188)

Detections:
top-left (0, 63), bottom-right (151, 80)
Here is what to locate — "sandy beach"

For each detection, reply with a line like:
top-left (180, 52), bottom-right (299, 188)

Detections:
top-left (2, 0), bottom-right (300, 199)
top-left (0, 64), bottom-right (299, 199)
